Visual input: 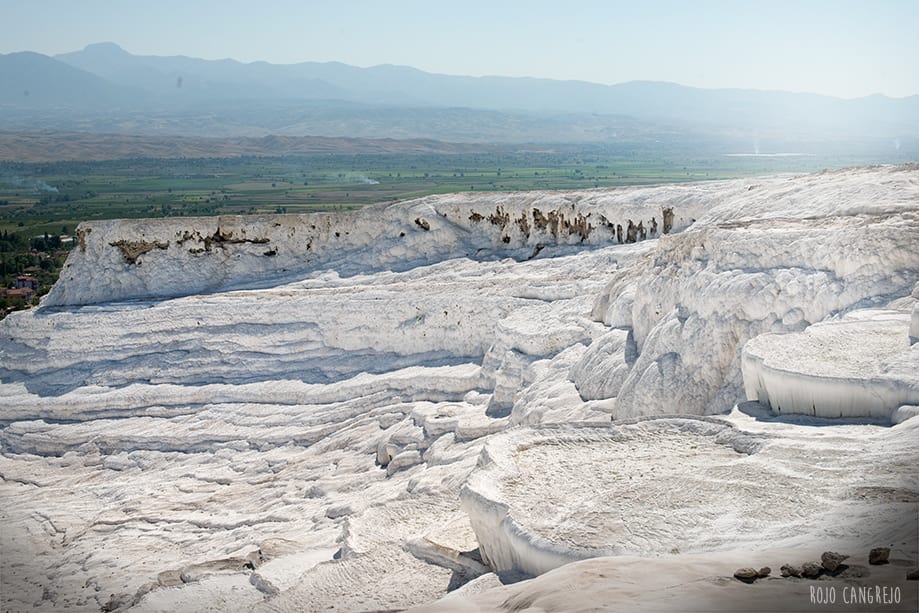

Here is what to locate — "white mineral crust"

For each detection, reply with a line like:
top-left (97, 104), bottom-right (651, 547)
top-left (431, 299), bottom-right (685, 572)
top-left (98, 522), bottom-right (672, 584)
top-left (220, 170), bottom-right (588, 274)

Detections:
top-left (1, 165), bottom-right (917, 612)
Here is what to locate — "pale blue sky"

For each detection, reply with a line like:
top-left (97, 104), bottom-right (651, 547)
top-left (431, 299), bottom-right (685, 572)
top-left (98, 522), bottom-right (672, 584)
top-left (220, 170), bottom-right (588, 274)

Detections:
top-left (1, 0), bottom-right (917, 98)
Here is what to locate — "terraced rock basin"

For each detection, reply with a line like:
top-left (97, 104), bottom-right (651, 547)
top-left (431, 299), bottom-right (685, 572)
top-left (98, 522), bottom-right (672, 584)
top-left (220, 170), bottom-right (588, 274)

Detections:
top-left (458, 417), bottom-right (818, 577)
top-left (742, 309), bottom-right (919, 422)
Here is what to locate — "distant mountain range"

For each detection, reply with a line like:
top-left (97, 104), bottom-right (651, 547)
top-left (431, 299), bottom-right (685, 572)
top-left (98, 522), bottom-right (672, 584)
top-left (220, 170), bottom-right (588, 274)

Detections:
top-left (1, 42), bottom-right (918, 145)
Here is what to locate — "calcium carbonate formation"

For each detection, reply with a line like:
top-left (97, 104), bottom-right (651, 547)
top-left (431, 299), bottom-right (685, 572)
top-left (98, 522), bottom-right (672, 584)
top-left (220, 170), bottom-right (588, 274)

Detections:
top-left (1, 165), bottom-right (917, 612)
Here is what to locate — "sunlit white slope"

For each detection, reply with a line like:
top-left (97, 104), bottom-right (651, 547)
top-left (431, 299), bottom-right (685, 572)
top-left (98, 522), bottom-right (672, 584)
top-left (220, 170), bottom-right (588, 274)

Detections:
top-left (587, 165), bottom-right (919, 420)
top-left (2, 166), bottom-right (917, 612)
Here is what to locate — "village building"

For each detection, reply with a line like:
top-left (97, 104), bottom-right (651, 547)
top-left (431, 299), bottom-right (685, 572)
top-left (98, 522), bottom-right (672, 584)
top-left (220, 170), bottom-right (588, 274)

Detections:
top-left (15, 275), bottom-right (39, 291)
top-left (1, 287), bottom-right (34, 301)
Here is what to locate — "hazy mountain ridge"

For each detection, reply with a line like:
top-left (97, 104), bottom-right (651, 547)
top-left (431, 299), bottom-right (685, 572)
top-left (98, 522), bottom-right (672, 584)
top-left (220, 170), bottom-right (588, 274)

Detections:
top-left (1, 43), bottom-right (917, 144)
top-left (0, 50), bottom-right (142, 109)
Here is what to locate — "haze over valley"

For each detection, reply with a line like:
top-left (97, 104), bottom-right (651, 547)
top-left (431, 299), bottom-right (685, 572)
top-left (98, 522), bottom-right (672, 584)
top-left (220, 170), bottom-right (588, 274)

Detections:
top-left (2, 41), bottom-right (918, 153)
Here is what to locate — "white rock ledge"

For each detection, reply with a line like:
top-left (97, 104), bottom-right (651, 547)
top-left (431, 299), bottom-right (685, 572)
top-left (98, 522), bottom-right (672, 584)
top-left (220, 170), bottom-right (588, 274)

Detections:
top-left (742, 309), bottom-right (919, 421)
top-left (43, 188), bottom-right (701, 307)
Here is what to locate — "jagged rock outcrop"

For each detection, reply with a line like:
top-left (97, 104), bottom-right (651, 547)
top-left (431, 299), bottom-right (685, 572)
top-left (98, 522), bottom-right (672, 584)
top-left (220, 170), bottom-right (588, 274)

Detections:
top-left (44, 187), bottom-right (700, 307)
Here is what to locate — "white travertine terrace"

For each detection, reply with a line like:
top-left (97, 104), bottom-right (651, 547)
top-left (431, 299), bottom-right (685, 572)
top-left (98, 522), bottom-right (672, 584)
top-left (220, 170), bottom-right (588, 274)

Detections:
top-left (1, 165), bottom-right (917, 612)
top-left (742, 309), bottom-right (919, 421)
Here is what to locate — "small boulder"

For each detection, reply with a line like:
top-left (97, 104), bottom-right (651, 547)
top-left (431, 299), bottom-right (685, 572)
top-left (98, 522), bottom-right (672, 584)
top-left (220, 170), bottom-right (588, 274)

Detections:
top-left (249, 573), bottom-right (280, 596)
top-left (733, 568), bottom-right (759, 584)
top-left (821, 551), bottom-right (848, 573)
top-left (868, 547), bottom-right (890, 565)
top-left (780, 564), bottom-right (802, 578)
top-left (325, 503), bottom-right (352, 520)
top-left (756, 567), bottom-right (771, 578)
top-left (802, 562), bottom-right (823, 578)
top-left (907, 569), bottom-right (919, 581)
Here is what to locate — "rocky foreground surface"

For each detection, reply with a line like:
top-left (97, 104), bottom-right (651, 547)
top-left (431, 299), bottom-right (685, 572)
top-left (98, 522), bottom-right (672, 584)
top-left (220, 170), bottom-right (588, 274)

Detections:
top-left (1, 165), bottom-right (917, 612)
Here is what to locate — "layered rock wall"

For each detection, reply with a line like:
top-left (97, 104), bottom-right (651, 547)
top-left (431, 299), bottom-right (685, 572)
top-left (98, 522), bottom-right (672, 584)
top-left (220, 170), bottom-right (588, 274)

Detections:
top-left (44, 186), bottom-right (705, 307)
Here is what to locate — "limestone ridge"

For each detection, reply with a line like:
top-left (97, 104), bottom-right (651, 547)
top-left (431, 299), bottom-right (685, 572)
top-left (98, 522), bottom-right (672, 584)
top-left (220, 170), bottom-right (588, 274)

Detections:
top-left (587, 165), bottom-right (919, 419)
top-left (42, 186), bottom-right (701, 308)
